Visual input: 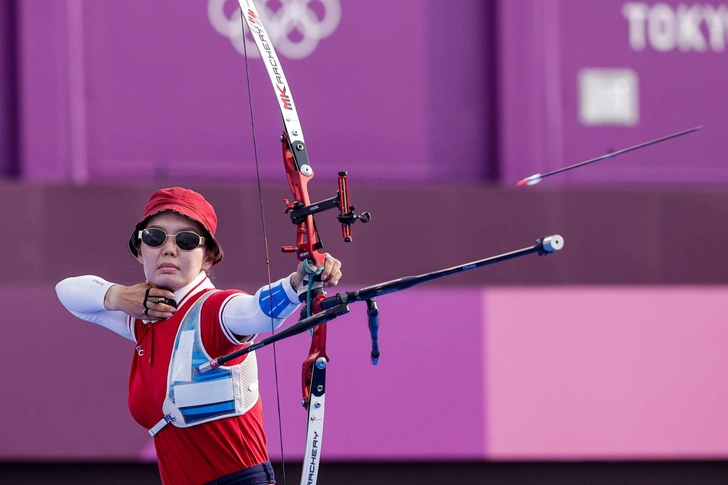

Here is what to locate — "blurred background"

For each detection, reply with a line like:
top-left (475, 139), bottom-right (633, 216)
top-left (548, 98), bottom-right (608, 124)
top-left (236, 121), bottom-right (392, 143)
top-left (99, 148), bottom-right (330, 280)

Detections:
top-left (2, 0), bottom-right (728, 483)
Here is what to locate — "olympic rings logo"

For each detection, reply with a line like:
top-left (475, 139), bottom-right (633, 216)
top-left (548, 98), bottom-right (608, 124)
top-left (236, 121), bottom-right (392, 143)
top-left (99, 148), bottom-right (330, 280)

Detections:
top-left (207, 0), bottom-right (341, 59)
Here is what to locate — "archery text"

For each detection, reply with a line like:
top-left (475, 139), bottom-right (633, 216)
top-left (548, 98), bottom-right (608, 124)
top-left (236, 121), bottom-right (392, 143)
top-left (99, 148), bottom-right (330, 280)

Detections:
top-left (307, 431), bottom-right (320, 485)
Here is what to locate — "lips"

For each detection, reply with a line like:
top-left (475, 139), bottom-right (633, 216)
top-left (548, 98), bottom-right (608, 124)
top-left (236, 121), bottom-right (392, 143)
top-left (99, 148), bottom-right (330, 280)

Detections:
top-left (158, 263), bottom-right (179, 270)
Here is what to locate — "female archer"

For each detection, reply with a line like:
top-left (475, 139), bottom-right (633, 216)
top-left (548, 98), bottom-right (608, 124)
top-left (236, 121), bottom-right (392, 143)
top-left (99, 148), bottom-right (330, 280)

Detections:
top-left (56, 186), bottom-right (342, 485)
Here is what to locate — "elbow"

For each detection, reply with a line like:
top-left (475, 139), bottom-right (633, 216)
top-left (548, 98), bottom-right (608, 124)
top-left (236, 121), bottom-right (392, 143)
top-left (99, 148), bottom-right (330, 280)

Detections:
top-left (55, 278), bottom-right (72, 307)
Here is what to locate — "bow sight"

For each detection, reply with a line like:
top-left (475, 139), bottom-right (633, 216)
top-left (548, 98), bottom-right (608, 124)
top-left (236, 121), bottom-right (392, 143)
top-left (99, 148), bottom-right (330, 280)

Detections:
top-left (283, 170), bottom-right (371, 245)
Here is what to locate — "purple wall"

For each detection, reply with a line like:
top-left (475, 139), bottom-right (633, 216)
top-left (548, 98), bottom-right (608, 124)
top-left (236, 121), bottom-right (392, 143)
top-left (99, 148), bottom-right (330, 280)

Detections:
top-left (6, 0), bottom-right (728, 185)
top-left (14, 0), bottom-right (496, 183)
top-left (499, 0), bottom-right (728, 186)
top-left (0, 0), bottom-right (17, 177)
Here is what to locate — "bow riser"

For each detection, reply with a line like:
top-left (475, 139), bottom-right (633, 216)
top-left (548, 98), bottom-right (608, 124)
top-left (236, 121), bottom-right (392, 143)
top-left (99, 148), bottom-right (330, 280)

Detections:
top-left (282, 139), bottom-right (326, 266)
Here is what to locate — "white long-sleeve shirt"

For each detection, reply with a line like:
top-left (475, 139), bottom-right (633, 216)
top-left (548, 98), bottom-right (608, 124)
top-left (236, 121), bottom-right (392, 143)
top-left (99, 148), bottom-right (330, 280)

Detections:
top-left (55, 271), bottom-right (301, 343)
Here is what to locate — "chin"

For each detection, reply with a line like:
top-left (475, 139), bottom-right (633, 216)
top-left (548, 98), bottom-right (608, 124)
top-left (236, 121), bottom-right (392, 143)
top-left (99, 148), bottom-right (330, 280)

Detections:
top-left (151, 274), bottom-right (184, 290)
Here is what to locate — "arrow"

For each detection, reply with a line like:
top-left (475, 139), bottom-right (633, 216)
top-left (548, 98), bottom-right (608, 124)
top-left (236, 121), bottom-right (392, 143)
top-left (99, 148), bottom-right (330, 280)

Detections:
top-left (517, 126), bottom-right (703, 186)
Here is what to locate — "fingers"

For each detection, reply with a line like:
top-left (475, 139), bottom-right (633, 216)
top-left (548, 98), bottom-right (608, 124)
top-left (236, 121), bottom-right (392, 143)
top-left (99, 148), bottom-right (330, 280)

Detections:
top-left (138, 285), bottom-right (177, 321)
top-left (143, 289), bottom-right (177, 309)
top-left (319, 254), bottom-right (342, 287)
top-left (291, 254), bottom-right (344, 292)
top-left (141, 302), bottom-right (176, 321)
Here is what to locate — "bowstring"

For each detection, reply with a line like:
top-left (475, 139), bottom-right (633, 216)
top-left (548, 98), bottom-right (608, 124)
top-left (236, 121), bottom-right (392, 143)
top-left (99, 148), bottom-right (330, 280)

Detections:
top-left (238, 9), bottom-right (288, 485)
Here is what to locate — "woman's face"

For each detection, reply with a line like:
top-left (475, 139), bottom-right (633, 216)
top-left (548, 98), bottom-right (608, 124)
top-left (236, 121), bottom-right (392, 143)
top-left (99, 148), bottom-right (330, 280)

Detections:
top-left (136, 212), bottom-right (214, 291)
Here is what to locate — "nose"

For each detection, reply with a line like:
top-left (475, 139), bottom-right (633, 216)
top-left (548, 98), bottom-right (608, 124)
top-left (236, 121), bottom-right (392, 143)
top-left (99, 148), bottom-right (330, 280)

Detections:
top-left (161, 235), bottom-right (178, 254)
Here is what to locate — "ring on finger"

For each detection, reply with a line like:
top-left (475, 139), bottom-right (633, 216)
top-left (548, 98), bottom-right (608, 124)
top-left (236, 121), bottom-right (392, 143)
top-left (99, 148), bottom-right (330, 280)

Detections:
top-left (143, 288), bottom-right (153, 309)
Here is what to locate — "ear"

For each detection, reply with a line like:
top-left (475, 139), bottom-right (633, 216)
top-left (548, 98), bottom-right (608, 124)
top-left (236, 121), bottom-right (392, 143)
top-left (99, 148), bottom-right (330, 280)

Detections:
top-left (135, 251), bottom-right (144, 265)
top-left (201, 249), bottom-right (215, 271)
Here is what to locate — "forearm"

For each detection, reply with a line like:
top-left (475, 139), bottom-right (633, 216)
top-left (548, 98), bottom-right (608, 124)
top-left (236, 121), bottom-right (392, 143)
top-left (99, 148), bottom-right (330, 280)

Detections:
top-left (55, 275), bottom-right (134, 341)
top-left (222, 275), bottom-right (301, 336)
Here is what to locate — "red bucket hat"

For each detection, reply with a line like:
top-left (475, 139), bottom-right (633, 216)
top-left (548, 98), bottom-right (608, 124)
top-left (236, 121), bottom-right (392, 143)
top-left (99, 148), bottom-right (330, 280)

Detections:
top-left (128, 187), bottom-right (224, 265)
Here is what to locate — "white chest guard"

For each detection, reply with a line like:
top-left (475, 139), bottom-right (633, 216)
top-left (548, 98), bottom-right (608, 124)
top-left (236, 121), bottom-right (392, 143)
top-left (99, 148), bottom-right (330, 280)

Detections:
top-left (148, 291), bottom-right (260, 437)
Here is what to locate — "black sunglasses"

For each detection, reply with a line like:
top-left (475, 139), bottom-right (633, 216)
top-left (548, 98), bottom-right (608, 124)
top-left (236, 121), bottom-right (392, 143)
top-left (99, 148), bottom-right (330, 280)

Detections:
top-left (138, 228), bottom-right (205, 251)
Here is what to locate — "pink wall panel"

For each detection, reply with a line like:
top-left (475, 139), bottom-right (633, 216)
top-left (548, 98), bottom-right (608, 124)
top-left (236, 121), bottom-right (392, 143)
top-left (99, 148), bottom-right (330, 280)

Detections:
top-left (485, 286), bottom-right (728, 459)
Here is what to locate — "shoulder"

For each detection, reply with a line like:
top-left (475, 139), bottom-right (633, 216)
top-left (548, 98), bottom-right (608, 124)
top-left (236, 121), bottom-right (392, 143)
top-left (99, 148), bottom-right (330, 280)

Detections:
top-left (199, 289), bottom-right (252, 348)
